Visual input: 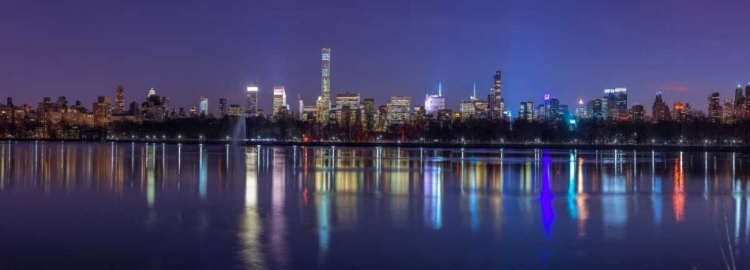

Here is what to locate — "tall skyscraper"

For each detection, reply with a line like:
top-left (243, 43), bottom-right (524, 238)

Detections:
top-left (487, 71), bottom-right (505, 119)
top-left (708, 92), bottom-right (721, 123)
top-left (199, 96), bottom-right (208, 116)
top-left (219, 98), bottom-right (227, 118)
top-left (272, 86), bottom-right (287, 116)
top-left (115, 85), bottom-right (125, 113)
top-left (604, 88), bottom-right (627, 121)
top-left (723, 99), bottom-right (735, 124)
top-left (246, 86), bottom-right (258, 117)
top-left (425, 82), bottom-right (445, 116)
top-left (317, 48), bottom-right (332, 124)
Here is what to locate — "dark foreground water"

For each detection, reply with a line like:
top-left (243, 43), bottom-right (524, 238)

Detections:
top-left (0, 142), bottom-right (749, 269)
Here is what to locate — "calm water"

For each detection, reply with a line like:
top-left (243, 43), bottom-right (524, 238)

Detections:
top-left (0, 142), bottom-right (749, 269)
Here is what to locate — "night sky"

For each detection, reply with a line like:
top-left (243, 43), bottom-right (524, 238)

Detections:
top-left (2, 0), bottom-right (749, 113)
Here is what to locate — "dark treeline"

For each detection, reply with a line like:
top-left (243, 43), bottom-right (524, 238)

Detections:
top-left (108, 117), bottom-right (750, 145)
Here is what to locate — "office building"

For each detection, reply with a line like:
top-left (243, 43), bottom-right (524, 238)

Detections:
top-left (425, 82), bottom-right (445, 116)
top-left (487, 71), bottom-right (505, 119)
top-left (317, 48), bottom-right (332, 124)
top-left (272, 86), bottom-right (287, 116)
top-left (519, 101), bottom-right (534, 121)
top-left (651, 92), bottom-right (670, 122)
top-left (631, 104), bottom-right (645, 122)
top-left (708, 92), bottom-right (721, 123)
top-left (199, 96), bottom-right (208, 116)
top-left (219, 98), bottom-right (227, 118)
top-left (387, 96), bottom-right (411, 125)
top-left (115, 85), bottom-right (125, 113)
top-left (604, 88), bottom-right (627, 121)
top-left (246, 86), bottom-right (258, 117)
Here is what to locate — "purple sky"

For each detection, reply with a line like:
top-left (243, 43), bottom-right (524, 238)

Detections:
top-left (2, 0), bottom-right (749, 114)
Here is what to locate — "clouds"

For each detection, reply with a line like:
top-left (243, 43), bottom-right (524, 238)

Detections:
top-left (652, 84), bottom-right (689, 92)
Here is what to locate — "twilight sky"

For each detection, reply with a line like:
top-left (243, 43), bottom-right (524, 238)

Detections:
top-left (1, 0), bottom-right (749, 114)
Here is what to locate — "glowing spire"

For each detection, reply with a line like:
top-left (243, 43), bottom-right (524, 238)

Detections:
top-left (578, 99), bottom-right (583, 105)
top-left (438, 81), bottom-right (442, 96)
top-left (473, 82), bottom-right (476, 99)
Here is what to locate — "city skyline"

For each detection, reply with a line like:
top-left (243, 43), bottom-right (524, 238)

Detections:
top-left (3, 0), bottom-right (750, 113)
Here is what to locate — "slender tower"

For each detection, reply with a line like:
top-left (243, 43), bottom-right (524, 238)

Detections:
top-left (115, 85), bottom-right (125, 113)
top-left (317, 48), bottom-right (332, 124)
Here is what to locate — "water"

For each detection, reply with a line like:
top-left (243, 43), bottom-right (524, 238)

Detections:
top-left (0, 142), bottom-right (749, 269)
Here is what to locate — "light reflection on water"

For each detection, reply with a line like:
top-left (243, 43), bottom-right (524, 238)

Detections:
top-left (0, 142), bottom-right (749, 269)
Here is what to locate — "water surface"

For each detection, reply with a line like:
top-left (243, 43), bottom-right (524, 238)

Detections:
top-left (0, 142), bottom-right (748, 269)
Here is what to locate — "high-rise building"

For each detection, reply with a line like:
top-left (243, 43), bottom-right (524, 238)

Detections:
top-left (115, 85), bottom-right (125, 113)
top-left (575, 100), bottom-right (587, 119)
top-left (297, 95), bottom-right (304, 120)
top-left (652, 92), bottom-right (670, 122)
top-left (246, 86), bottom-right (258, 117)
top-left (272, 86), bottom-right (287, 116)
top-left (199, 96), bottom-right (208, 116)
top-left (228, 104), bottom-right (244, 117)
top-left (148, 87), bottom-right (156, 98)
top-left (708, 92), bottom-right (722, 123)
top-left (673, 102), bottom-right (688, 122)
top-left (425, 82), bottom-right (445, 116)
top-left (317, 48), bottom-right (332, 124)
top-left (336, 92), bottom-right (360, 109)
top-left (519, 101), bottom-right (534, 121)
top-left (487, 71), bottom-right (505, 118)
top-left (631, 105), bottom-right (645, 122)
top-left (387, 96), bottom-right (411, 125)
top-left (603, 88), bottom-right (627, 121)
top-left (723, 99), bottom-right (735, 124)
top-left (363, 98), bottom-right (375, 131)
top-left (219, 98), bottom-right (227, 118)
top-left (93, 96), bottom-right (112, 127)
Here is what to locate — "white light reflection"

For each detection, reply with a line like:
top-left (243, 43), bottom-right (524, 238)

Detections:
top-left (423, 164), bottom-right (443, 230)
top-left (271, 147), bottom-right (288, 268)
top-left (240, 147), bottom-right (264, 268)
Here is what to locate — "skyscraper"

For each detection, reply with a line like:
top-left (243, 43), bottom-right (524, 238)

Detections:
top-left (519, 101), bottom-right (534, 121)
top-left (604, 88), bottom-right (627, 121)
top-left (631, 105), bottom-right (645, 122)
top-left (575, 100), bottom-right (587, 119)
top-left (487, 71), bottom-right (505, 119)
top-left (246, 86), bottom-right (258, 117)
top-left (219, 98), bottom-right (227, 118)
top-left (272, 86), bottom-right (287, 116)
top-left (317, 48), bottom-right (332, 124)
top-left (424, 82), bottom-right (445, 116)
top-left (708, 92), bottom-right (721, 123)
top-left (115, 85), bottom-right (125, 113)
top-left (199, 96), bottom-right (208, 116)
top-left (387, 96), bottom-right (411, 125)
top-left (652, 92), bottom-right (670, 122)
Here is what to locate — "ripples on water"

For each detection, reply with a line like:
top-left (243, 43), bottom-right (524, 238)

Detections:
top-left (0, 142), bottom-right (748, 269)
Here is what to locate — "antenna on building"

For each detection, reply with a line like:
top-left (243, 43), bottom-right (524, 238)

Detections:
top-left (438, 81), bottom-right (442, 97)
top-left (473, 82), bottom-right (477, 99)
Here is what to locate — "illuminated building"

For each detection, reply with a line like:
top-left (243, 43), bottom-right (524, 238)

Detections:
top-left (246, 86), bottom-right (258, 117)
top-left (189, 106), bottom-right (197, 118)
top-left (673, 102), bottom-right (688, 122)
top-left (93, 96), bottom-right (112, 127)
top-left (335, 92), bottom-right (361, 127)
top-left (228, 104), bottom-right (244, 117)
top-left (518, 101), bottom-right (534, 121)
top-left (631, 104), bottom-right (645, 122)
top-left (723, 99), bottom-right (734, 124)
top-left (576, 99), bottom-right (586, 119)
top-left (487, 71), bottom-right (505, 119)
top-left (199, 96), bottom-right (208, 116)
top-left (707, 92), bottom-right (721, 123)
top-left (734, 85), bottom-right (744, 119)
top-left (651, 92), bottom-right (670, 122)
top-left (603, 88), bottom-right (627, 121)
top-left (115, 85), bottom-right (125, 114)
top-left (317, 48), bottom-right (332, 124)
top-left (302, 105), bottom-right (317, 122)
top-left (219, 98), bottom-right (227, 118)
top-left (272, 86), bottom-right (287, 116)
top-left (424, 82), bottom-right (445, 116)
top-left (147, 87), bottom-right (155, 97)
top-left (363, 98), bottom-right (375, 132)
top-left (387, 96), bottom-right (411, 125)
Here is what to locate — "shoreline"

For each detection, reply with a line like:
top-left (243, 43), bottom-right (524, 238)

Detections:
top-left (3, 138), bottom-right (748, 152)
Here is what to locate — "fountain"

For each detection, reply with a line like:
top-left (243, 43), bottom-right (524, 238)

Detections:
top-left (231, 114), bottom-right (248, 147)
